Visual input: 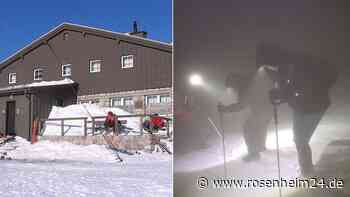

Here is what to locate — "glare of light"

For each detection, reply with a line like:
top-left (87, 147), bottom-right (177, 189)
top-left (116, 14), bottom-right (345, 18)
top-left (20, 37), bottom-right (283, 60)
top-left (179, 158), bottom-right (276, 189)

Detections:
top-left (175, 128), bottom-right (295, 173)
top-left (265, 128), bottom-right (294, 150)
top-left (189, 74), bottom-right (203, 86)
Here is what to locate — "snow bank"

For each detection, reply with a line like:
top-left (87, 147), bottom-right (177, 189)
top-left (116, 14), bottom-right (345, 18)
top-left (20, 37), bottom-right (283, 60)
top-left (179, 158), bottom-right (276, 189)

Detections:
top-left (43, 104), bottom-right (141, 136)
top-left (9, 136), bottom-right (171, 163)
top-left (9, 136), bottom-right (115, 163)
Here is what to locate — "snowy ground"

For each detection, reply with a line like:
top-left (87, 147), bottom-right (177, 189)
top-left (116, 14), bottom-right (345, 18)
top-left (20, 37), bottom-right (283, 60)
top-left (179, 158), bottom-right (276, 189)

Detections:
top-left (0, 138), bottom-right (173, 197)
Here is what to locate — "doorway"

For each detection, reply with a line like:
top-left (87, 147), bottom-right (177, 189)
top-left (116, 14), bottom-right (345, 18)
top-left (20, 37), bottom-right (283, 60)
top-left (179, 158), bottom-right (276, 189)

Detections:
top-left (6, 101), bottom-right (16, 136)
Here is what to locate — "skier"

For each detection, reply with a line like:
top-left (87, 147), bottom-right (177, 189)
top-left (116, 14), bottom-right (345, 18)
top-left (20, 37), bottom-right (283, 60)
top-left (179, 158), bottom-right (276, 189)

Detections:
top-left (218, 67), bottom-right (276, 162)
top-left (269, 57), bottom-right (338, 176)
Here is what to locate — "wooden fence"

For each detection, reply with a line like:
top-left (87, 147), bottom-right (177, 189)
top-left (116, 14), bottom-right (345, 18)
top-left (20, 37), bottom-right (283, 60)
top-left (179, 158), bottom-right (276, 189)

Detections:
top-left (40, 114), bottom-right (172, 137)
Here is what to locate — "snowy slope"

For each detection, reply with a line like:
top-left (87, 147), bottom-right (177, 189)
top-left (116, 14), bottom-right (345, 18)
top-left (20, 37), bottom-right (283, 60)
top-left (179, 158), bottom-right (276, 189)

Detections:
top-left (1, 137), bottom-right (172, 197)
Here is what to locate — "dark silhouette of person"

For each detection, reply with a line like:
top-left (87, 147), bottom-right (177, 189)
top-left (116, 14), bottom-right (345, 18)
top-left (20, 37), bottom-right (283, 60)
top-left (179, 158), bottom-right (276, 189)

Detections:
top-left (271, 59), bottom-right (337, 176)
top-left (218, 68), bottom-right (275, 162)
top-left (260, 43), bottom-right (338, 176)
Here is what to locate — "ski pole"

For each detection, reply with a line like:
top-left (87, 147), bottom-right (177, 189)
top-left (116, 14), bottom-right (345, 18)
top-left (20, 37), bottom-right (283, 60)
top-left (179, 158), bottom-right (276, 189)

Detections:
top-left (273, 103), bottom-right (282, 197)
top-left (219, 111), bottom-right (228, 178)
top-left (208, 116), bottom-right (227, 177)
top-left (208, 117), bottom-right (223, 139)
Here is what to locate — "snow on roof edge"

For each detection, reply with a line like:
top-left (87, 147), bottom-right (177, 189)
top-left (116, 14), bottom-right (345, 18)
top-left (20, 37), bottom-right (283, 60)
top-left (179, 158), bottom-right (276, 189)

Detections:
top-left (0, 78), bottom-right (75, 92)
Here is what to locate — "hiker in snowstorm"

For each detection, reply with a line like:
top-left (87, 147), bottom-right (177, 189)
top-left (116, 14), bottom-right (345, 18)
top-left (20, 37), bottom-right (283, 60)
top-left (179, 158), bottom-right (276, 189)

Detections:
top-left (104, 111), bottom-right (117, 134)
top-left (269, 57), bottom-right (338, 176)
top-left (218, 67), bottom-right (276, 162)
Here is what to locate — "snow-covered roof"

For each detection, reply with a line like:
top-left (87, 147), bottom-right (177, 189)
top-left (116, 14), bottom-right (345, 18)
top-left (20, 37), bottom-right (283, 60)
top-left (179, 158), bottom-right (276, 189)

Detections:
top-left (0, 78), bottom-right (75, 92)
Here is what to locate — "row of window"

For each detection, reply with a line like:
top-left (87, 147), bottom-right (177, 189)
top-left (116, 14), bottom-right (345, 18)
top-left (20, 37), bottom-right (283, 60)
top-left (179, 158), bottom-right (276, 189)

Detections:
top-left (7, 55), bottom-right (135, 84)
top-left (80, 94), bottom-right (171, 107)
top-left (111, 97), bottom-right (134, 106)
top-left (111, 94), bottom-right (171, 107)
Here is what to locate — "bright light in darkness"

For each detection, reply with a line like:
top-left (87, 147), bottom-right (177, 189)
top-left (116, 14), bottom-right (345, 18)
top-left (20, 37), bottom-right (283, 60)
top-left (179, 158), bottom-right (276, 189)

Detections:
top-left (189, 74), bottom-right (203, 86)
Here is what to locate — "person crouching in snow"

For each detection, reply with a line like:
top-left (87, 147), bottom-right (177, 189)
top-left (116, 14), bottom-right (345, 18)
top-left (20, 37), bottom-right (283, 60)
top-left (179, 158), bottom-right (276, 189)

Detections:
top-left (104, 111), bottom-right (118, 135)
top-left (143, 113), bottom-right (166, 134)
top-left (151, 113), bottom-right (166, 131)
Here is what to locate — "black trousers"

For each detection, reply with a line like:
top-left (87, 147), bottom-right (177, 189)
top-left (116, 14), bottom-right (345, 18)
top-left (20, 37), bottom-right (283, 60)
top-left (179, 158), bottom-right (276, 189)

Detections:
top-left (293, 108), bottom-right (327, 174)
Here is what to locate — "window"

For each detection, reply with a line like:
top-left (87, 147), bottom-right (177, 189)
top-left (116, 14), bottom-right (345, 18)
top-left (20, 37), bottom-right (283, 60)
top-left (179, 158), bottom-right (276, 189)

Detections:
top-left (62, 64), bottom-right (72, 77)
top-left (146, 95), bottom-right (159, 105)
top-left (79, 100), bottom-right (90, 104)
top-left (89, 60), bottom-right (102, 73)
top-left (54, 98), bottom-right (64, 107)
top-left (8, 73), bottom-right (16, 84)
top-left (79, 99), bottom-right (99, 104)
top-left (110, 97), bottom-right (134, 107)
top-left (121, 55), bottom-right (134, 68)
top-left (124, 97), bottom-right (134, 106)
top-left (63, 32), bottom-right (69, 40)
top-left (33, 68), bottom-right (43, 81)
top-left (111, 97), bottom-right (123, 106)
top-left (91, 99), bottom-right (100, 104)
top-left (160, 94), bottom-right (171, 103)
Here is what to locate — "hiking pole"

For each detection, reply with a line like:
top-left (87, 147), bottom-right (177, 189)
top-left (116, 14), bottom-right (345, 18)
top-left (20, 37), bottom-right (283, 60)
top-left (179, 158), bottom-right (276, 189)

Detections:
top-left (208, 116), bottom-right (227, 178)
top-left (273, 102), bottom-right (282, 197)
top-left (219, 111), bottom-right (228, 178)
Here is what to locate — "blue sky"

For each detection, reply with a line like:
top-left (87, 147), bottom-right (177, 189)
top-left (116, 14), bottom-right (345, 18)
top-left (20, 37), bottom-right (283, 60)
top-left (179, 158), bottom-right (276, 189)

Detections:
top-left (0, 0), bottom-right (172, 62)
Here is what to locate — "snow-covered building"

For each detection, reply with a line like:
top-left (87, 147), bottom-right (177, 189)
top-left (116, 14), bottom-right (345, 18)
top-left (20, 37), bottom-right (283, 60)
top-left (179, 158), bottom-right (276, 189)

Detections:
top-left (0, 22), bottom-right (172, 139)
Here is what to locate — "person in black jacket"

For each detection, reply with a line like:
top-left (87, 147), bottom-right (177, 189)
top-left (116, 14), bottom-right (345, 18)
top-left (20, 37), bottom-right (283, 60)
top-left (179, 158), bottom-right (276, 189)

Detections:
top-left (269, 56), bottom-right (338, 176)
top-left (254, 43), bottom-right (338, 176)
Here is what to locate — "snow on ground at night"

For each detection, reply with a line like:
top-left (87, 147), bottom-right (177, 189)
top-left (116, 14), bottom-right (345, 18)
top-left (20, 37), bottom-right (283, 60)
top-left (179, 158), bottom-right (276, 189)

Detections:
top-left (0, 137), bottom-right (173, 197)
top-left (174, 102), bottom-right (350, 196)
top-left (43, 104), bottom-right (141, 136)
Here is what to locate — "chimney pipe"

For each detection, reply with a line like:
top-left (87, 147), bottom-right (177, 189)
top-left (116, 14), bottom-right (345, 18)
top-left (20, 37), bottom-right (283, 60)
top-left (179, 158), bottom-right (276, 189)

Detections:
top-left (128, 21), bottom-right (148, 38)
top-left (133, 21), bottom-right (138, 33)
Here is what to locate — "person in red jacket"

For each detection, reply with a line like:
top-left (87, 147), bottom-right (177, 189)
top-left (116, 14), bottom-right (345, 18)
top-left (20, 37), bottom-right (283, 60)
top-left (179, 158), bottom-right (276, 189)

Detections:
top-left (104, 111), bottom-right (117, 134)
top-left (151, 113), bottom-right (166, 130)
top-left (143, 113), bottom-right (167, 134)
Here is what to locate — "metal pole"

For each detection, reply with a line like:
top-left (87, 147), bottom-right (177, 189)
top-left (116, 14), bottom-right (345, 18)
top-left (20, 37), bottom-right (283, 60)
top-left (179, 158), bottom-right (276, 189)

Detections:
top-left (219, 112), bottom-right (228, 178)
top-left (92, 118), bottom-right (95, 136)
top-left (61, 120), bottom-right (64, 136)
top-left (166, 119), bottom-right (170, 138)
top-left (83, 118), bottom-right (87, 136)
top-left (140, 116), bottom-right (143, 135)
top-left (273, 103), bottom-right (282, 197)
